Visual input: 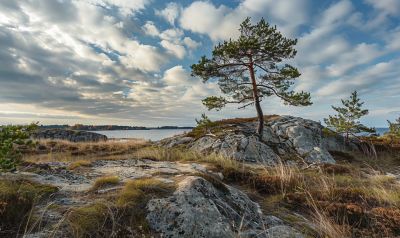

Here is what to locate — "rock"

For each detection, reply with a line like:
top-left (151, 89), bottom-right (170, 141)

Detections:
top-left (161, 115), bottom-right (343, 165)
top-left (268, 116), bottom-right (335, 163)
top-left (33, 129), bottom-right (107, 142)
top-left (146, 176), bottom-right (304, 238)
top-left (160, 136), bottom-right (194, 148)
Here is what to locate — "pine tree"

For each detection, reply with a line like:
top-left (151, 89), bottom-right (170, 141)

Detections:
top-left (386, 116), bottom-right (400, 144)
top-left (191, 17), bottom-right (312, 138)
top-left (195, 113), bottom-right (212, 133)
top-left (324, 91), bottom-right (375, 141)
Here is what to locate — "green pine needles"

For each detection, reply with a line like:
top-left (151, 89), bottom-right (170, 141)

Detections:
top-left (191, 17), bottom-right (312, 137)
top-left (324, 91), bottom-right (375, 141)
top-left (386, 117), bottom-right (400, 143)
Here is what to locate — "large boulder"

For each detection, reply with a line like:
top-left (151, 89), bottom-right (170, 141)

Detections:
top-left (160, 116), bottom-right (357, 165)
top-left (33, 129), bottom-right (107, 142)
top-left (146, 176), bottom-right (303, 238)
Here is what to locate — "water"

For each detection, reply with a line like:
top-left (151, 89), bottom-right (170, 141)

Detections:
top-left (93, 128), bottom-right (389, 141)
top-left (375, 128), bottom-right (389, 136)
top-left (92, 129), bottom-right (189, 141)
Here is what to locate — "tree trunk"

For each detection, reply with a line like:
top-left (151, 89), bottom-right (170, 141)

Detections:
top-left (248, 57), bottom-right (264, 138)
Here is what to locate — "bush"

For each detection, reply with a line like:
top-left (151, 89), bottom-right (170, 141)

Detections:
top-left (0, 124), bottom-right (37, 171)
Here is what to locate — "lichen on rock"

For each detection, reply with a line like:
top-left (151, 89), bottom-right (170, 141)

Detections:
top-left (146, 176), bottom-right (304, 238)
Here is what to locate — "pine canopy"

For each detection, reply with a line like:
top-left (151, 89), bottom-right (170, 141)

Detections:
top-left (191, 17), bottom-right (312, 111)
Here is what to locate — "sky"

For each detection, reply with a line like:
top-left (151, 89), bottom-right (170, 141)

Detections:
top-left (0, 0), bottom-right (399, 127)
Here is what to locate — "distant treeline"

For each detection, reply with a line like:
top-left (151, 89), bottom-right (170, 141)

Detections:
top-left (39, 124), bottom-right (193, 131)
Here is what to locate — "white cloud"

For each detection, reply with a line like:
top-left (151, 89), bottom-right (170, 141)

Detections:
top-left (179, 0), bottom-right (310, 41)
top-left (183, 37), bottom-right (200, 50)
top-left (319, 0), bottom-right (353, 26)
top-left (179, 1), bottom-right (238, 41)
top-left (364, 0), bottom-right (400, 16)
top-left (317, 60), bottom-right (399, 97)
top-left (156, 2), bottom-right (181, 25)
top-left (86, 0), bottom-right (150, 16)
top-left (160, 40), bottom-right (186, 59)
top-left (162, 65), bottom-right (191, 85)
top-left (142, 21), bottom-right (160, 36)
top-left (326, 43), bottom-right (382, 77)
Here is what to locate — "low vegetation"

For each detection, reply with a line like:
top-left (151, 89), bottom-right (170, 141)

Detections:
top-left (23, 139), bottom-right (149, 164)
top-left (7, 124), bottom-right (400, 237)
top-left (0, 179), bottom-right (58, 237)
top-left (68, 160), bottom-right (92, 170)
top-left (187, 114), bottom-right (281, 138)
top-left (0, 123), bottom-right (37, 171)
top-left (67, 178), bottom-right (175, 237)
top-left (133, 146), bottom-right (400, 237)
top-left (90, 176), bottom-right (120, 192)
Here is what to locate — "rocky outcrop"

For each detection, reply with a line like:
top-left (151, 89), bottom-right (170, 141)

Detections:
top-left (33, 129), bottom-right (107, 142)
top-left (160, 116), bottom-right (356, 165)
top-left (146, 176), bottom-right (304, 238)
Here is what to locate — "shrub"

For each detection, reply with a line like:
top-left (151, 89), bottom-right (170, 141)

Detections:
top-left (0, 123), bottom-right (37, 171)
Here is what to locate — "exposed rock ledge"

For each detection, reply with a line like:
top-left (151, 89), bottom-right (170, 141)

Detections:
top-left (33, 129), bottom-right (107, 142)
top-left (160, 115), bottom-right (358, 165)
top-left (147, 176), bottom-right (304, 238)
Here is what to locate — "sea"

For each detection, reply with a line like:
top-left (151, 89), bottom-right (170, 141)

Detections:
top-left (93, 127), bottom-right (390, 141)
top-left (92, 129), bottom-right (189, 141)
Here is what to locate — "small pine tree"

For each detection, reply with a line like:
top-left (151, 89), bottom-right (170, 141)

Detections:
top-left (324, 91), bottom-right (375, 141)
top-left (195, 113), bottom-right (212, 133)
top-left (386, 116), bottom-right (400, 144)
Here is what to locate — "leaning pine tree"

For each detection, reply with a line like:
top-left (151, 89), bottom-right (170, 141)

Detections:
top-left (191, 17), bottom-right (312, 138)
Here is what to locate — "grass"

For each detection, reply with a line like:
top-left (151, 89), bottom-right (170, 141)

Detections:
top-left (68, 160), bottom-right (92, 170)
top-left (67, 178), bottom-right (175, 237)
top-left (67, 202), bottom-right (112, 238)
top-left (90, 176), bottom-right (120, 191)
top-left (0, 179), bottom-right (58, 237)
top-left (186, 115), bottom-right (281, 138)
top-left (23, 139), bottom-right (149, 164)
top-left (13, 135), bottom-right (400, 237)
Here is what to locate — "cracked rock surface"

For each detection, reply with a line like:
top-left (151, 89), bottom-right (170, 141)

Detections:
top-left (160, 116), bottom-right (358, 164)
top-left (147, 176), bottom-right (304, 238)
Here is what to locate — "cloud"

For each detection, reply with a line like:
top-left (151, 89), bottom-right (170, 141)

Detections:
top-left (142, 21), bottom-right (160, 36)
top-left (156, 2), bottom-right (181, 25)
top-left (179, 0), bottom-right (310, 41)
top-left (87, 0), bottom-right (151, 16)
top-left (0, 0), bottom-right (399, 126)
top-left (317, 60), bottom-right (400, 97)
top-left (364, 0), bottom-right (400, 16)
top-left (160, 40), bottom-right (186, 59)
top-left (183, 37), bottom-right (201, 50)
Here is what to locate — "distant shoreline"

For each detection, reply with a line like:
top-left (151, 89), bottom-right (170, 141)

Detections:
top-left (39, 125), bottom-right (194, 131)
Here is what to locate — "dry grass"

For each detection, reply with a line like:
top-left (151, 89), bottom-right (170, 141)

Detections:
top-left (187, 114), bottom-right (281, 138)
top-left (35, 139), bottom-right (148, 153)
top-left (66, 202), bottom-right (113, 238)
top-left (66, 178), bottom-right (174, 237)
top-left (23, 139), bottom-right (149, 163)
top-left (68, 160), bottom-right (92, 170)
top-left (90, 176), bottom-right (120, 191)
top-left (0, 179), bottom-right (58, 237)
